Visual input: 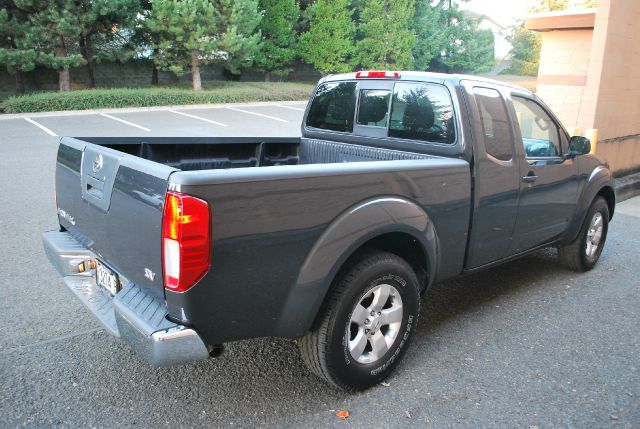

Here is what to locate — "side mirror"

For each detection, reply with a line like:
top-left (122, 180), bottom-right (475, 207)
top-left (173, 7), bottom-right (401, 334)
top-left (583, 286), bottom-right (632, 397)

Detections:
top-left (568, 135), bottom-right (591, 157)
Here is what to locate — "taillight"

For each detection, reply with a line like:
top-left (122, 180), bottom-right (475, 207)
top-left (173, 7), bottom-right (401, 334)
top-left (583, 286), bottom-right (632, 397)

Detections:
top-left (355, 71), bottom-right (400, 78)
top-left (162, 191), bottom-right (211, 292)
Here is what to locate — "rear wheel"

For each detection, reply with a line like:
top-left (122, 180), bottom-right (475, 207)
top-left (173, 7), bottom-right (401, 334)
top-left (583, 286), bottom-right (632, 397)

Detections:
top-left (298, 251), bottom-right (420, 390)
top-left (559, 196), bottom-right (609, 271)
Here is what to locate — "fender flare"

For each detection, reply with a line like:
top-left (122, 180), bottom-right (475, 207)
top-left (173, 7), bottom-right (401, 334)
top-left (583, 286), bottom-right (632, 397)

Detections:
top-left (274, 196), bottom-right (437, 338)
top-left (564, 165), bottom-right (615, 244)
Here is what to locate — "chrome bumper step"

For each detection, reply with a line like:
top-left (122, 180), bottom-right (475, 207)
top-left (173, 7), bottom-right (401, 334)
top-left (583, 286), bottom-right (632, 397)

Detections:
top-left (43, 230), bottom-right (210, 366)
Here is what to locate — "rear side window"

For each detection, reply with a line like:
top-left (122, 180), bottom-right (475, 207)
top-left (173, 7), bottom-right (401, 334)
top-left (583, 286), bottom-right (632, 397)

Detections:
top-left (473, 87), bottom-right (513, 161)
top-left (389, 83), bottom-right (455, 144)
top-left (306, 82), bottom-right (357, 132)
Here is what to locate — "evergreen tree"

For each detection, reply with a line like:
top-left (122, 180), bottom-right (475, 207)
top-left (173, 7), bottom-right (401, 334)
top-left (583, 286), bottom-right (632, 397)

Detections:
top-left (412, 0), bottom-right (447, 70)
top-left (356, 0), bottom-right (416, 70)
top-left (298, 0), bottom-right (355, 75)
top-left (504, 22), bottom-right (541, 76)
top-left (26, 1), bottom-right (87, 91)
top-left (413, 1), bottom-right (494, 74)
top-left (254, 0), bottom-right (299, 81)
top-left (440, 19), bottom-right (494, 73)
top-left (146, 0), bottom-right (261, 90)
top-left (0, 4), bottom-right (36, 94)
top-left (75, 0), bottom-right (141, 88)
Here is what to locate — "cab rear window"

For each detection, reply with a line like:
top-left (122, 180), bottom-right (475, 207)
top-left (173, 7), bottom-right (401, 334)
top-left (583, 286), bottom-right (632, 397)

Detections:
top-left (389, 83), bottom-right (455, 144)
top-left (306, 80), bottom-right (456, 144)
top-left (306, 82), bottom-right (357, 132)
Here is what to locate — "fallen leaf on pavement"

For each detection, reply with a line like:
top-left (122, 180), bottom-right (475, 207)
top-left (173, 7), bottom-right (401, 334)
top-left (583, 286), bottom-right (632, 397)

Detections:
top-left (336, 410), bottom-right (349, 420)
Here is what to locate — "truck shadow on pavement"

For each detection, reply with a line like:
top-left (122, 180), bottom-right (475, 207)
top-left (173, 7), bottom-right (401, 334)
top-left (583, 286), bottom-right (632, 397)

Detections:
top-left (415, 247), bottom-right (565, 337)
top-left (10, 246), bottom-right (609, 427)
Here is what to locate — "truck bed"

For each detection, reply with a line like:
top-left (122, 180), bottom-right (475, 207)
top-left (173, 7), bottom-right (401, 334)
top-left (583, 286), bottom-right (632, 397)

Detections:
top-left (54, 135), bottom-right (471, 345)
top-left (79, 136), bottom-right (437, 171)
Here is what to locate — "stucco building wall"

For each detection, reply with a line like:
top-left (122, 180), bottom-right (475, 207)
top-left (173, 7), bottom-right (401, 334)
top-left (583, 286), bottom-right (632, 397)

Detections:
top-left (527, 0), bottom-right (640, 174)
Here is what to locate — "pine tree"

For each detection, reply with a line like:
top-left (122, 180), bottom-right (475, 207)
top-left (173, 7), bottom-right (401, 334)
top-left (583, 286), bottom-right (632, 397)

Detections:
top-left (75, 0), bottom-right (141, 88)
top-left (298, 0), bottom-right (355, 75)
top-left (356, 0), bottom-right (416, 70)
top-left (504, 22), bottom-right (541, 76)
top-left (0, 4), bottom-right (36, 94)
top-left (414, 1), bottom-right (495, 74)
top-left (254, 0), bottom-right (299, 81)
top-left (146, 0), bottom-right (261, 90)
top-left (25, 1), bottom-right (87, 91)
top-left (412, 0), bottom-right (447, 70)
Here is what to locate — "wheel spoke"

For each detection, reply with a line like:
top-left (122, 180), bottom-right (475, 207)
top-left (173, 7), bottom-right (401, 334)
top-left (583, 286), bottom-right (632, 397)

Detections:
top-left (369, 331), bottom-right (389, 360)
top-left (380, 305), bottom-right (403, 326)
top-left (350, 304), bottom-right (369, 326)
top-left (592, 214), bottom-right (602, 228)
top-left (593, 228), bottom-right (602, 244)
top-left (349, 331), bottom-right (368, 358)
top-left (370, 284), bottom-right (391, 311)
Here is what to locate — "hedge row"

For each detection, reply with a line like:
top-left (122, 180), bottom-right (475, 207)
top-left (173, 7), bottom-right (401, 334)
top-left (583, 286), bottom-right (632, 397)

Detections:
top-left (1, 81), bottom-right (315, 113)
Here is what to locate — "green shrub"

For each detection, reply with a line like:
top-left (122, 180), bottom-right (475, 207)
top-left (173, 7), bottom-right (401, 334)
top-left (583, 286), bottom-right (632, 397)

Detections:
top-left (0, 82), bottom-right (315, 113)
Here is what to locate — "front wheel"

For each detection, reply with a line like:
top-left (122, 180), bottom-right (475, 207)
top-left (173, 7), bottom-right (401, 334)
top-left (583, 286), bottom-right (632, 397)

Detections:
top-left (298, 251), bottom-right (420, 390)
top-left (559, 196), bottom-right (609, 271)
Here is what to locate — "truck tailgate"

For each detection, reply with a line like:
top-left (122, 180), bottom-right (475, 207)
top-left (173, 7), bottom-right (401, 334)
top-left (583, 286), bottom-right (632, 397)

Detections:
top-left (55, 137), bottom-right (177, 298)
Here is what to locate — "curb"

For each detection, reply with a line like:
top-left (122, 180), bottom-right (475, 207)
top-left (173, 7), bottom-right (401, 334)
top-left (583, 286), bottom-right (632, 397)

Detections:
top-left (615, 172), bottom-right (640, 202)
top-left (0, 99), bottom-right (308, 120)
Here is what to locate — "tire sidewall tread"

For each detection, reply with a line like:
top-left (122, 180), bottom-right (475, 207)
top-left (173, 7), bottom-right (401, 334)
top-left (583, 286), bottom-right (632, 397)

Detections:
top-left (299, 251), bottom-right (420, 390)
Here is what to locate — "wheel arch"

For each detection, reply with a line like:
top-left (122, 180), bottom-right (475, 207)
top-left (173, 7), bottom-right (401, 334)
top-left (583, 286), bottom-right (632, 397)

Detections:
top-left (597, 185), bottom-right (615, 220)
top-left (563, 165), bottom-right (615, 244)
top-left (274, 196), bottom-right (437, 338)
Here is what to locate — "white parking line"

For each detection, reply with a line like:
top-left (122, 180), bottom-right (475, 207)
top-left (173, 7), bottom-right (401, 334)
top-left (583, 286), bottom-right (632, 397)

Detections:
top-left (24, 118), bottom-right (57, 136)
top-left (225, 107), bottom-right (288, 123)
top-left (167, 109), bottom-right (228, 127)
top-left (99, 113), bottom-right (151, 131)
top-left (276, 104), bottom-right (306, 112)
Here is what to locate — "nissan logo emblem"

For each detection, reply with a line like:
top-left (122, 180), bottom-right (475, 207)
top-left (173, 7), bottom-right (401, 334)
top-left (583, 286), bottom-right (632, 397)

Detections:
top-left (92, 154), bottom-right (104, 173)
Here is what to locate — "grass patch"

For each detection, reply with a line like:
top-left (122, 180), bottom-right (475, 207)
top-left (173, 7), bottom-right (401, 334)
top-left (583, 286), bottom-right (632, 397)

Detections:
top-left (0, 81), bottom-right (315, 114)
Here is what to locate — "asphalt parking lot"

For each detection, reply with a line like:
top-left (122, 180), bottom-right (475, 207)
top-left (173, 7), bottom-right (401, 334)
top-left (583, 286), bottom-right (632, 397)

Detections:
top-left (1, 102), bottom-right (638, 428)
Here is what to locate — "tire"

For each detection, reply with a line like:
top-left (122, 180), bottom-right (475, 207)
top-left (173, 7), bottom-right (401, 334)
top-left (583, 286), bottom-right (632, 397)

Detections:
top-left (559, 196), bottom-right (609, 272)
top-left (298, 251), bottom-right (420, 390)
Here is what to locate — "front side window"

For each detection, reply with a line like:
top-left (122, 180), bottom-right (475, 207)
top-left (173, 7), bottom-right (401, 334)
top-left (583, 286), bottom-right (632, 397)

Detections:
top-left (389, 83), bottom-right (455, 144)
top-left (306, 82), bottom-right (357, 132)
top-left (512, 96), bottom-right (561, 157)
top-left (473, 87), bottom-right (513, 161)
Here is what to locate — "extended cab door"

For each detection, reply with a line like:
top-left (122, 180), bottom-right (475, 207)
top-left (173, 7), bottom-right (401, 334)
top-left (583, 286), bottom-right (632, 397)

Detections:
top-left (463, 83), bottom-right (521, 268)
top-left (508, 93), bottom-right (580, 253)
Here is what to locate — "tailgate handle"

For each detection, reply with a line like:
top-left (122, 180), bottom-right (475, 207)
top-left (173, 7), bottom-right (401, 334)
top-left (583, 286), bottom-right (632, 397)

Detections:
top-left (81, 148), bottom-right (119, 212)
top-left (86, 176), bottom-right (105, 199)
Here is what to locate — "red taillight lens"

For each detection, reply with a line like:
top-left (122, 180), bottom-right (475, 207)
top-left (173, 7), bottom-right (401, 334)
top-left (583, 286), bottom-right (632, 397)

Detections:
top-left (162, 191), bottom-right (211, 292)
top-left (355, 71), bottom-right (400, 79)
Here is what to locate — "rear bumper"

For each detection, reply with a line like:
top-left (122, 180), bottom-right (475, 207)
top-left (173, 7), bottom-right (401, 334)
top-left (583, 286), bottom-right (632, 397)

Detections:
top-left (42, 230), bottom-right (210, 366)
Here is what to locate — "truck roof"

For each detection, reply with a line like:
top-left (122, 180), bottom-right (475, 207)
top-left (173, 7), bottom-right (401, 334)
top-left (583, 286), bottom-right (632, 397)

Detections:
top-left (321, 71), bottom-right (532, 95)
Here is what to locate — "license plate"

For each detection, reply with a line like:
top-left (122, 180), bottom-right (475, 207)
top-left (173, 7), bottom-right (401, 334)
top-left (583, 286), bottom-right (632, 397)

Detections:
top-left (96, 261), bottom-right (120, 295)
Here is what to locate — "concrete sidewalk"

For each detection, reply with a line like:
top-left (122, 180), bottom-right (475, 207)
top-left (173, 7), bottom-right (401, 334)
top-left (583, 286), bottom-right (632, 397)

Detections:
top-left (615, 171), bottom-right (640, 202)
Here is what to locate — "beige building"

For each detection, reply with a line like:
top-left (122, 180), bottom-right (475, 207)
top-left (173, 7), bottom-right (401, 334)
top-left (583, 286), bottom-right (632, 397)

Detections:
top-left (526, 0), bottom-right (640, 174)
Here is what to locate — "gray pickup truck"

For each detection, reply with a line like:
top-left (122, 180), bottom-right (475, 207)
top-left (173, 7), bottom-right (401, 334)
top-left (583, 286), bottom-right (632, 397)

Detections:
top-left (43, 71), bottom-right (615, 390)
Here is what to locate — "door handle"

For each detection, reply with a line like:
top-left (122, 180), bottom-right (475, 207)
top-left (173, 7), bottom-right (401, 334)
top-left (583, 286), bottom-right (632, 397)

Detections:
top-left (522, 174), bottom-right (538, 183)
